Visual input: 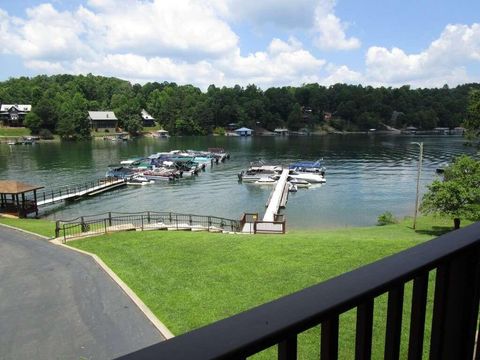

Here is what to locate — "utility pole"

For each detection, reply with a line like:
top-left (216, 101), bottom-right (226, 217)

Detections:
top-left (411, 142), bottom-right (424, 230)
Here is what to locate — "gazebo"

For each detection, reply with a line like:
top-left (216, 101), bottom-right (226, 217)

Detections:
top-left (0, 181), bottom-right (44, 218)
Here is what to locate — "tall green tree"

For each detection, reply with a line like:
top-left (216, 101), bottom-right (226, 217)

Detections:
top-left (421, 155), bottom-right (480, 229)
top-left (464, 89), bottom-right (480, 146)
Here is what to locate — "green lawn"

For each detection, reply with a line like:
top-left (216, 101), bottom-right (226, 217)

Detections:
top-left (68, 216), bottom-right (462, 358)
top-left (0, 217), bottom-right (56, 238)
top-left (0, 127), bottom-right (31, 137)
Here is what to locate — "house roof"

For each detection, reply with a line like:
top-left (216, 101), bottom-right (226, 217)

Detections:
top-left (141, 109), bottom-right (155, 120)
top-left (0, 104), bottom-right (32, 112)
top-left (88, 111), bottom-right (118, 121)
top-left (0, 180), bottom-right (44, 194)
top-left (235, 127), bottom-right (253, 132)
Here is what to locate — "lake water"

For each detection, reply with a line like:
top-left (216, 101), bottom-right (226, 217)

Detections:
top-left (0, 135), bottom-right (475, 228)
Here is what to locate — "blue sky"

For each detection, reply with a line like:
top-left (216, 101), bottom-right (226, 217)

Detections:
top-left (0, 0), bottom-right (479, 89)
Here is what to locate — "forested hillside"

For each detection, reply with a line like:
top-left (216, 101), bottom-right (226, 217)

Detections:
top-left (0, 74), bottom-right (478, 138)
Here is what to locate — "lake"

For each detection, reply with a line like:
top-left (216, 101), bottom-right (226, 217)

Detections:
top-left (0, 134), bottom-right (475, 228)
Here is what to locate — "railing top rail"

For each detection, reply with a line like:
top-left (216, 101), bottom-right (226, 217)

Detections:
top-left (58, 211), bottom-right (240, 226)
top-left (118, 221), bottom-right (480, 360)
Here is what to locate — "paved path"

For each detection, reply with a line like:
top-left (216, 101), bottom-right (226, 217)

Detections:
top-left (0, 226), bottom-right (164, 360)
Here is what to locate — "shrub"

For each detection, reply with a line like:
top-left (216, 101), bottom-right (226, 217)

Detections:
top-left (377, 211), bottom-right (397, 226)
top-left (38, 128), bottom-right (54, 139)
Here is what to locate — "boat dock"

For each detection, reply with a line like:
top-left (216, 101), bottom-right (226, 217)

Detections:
top-left (37, 178), bottom-right (126, 206)
top-left (263, 169), bottom-right (289, 222)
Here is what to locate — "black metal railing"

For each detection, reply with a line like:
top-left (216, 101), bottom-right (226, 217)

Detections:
top-left (56, 211), bottom-right (241, 242)
top-left (117, 222), bottom-right (480, 360)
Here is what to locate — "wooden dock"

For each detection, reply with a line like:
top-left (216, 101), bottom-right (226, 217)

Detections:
top-left (37, 178), bottom-right (126, 206)
top-left (263, 169), bottom-right (289, 222)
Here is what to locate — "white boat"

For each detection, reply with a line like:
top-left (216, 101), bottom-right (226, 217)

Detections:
top-left (288, 178), bottom-right (312, 188)
top-left (238, 162), bottom-right (283, 182)
top-left (126, 175), bottom-right (155, 185)
top-left (288, 171), bottom-right (326, 183)
top-left (254, 177), bottom-right (278, 185)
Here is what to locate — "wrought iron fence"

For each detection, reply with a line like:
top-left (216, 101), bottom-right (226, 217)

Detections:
top-left (56, 211), bottom-right (241, 242)
top-left (117, 221), bottom-right (480, 360)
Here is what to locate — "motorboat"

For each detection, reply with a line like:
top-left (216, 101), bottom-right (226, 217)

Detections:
top-left (288, 160), bottom-right (325, 175)
top-left (254, 177), bottom-right (278, 185)
top-left (288, 171), bottom-right (326, 183)
top-left (287, 178), bottom-right (312, 188)
top-left (238, 161), bottom-right (283, 182)
top-left (126, 174), bottom-right (155, 185)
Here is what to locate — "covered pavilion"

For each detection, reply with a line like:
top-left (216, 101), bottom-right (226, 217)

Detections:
top-left (0, 181), bottom-right (43, 218)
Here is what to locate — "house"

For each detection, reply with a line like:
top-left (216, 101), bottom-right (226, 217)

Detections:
top-left (452, 127), bottom-right (465, 135)
top-left (88, 111), bottom-right (118, 132)
top-left (0, 104), bottom-right (32, 127)
top-left (274, 128), bottom-right (289, 136)
top-left (234, 127), bottom-right (253, 136)
top-left (141, 109), bottom-right (156, 127)
top-left (434, 127), bottom-right (450, 135)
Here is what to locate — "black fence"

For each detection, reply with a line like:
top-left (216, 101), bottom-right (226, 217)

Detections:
top-left (56, 211), bottom-right (241, 242)
top-left (240, 212), bottom-right (286, 234)
top-left (117, 221), bottom-right (480, 360)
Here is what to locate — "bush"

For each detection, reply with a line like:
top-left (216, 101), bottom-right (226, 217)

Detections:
top-left (213, 127), bottom-right (225, 136)
top-left (377, 211), bottom-right (398, 226)
top-left (38, 128), bottom-right (54, 139)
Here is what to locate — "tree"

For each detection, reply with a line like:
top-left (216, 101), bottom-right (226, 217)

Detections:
top-left (421, 155), bottom-right (480, 229)
top-left (464, 89), bottom-right (480, 146)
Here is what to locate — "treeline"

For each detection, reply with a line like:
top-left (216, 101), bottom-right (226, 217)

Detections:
top-left (0, 74), bottom-right (479, 139)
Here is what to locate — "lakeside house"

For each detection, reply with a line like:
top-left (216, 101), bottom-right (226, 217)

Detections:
top-left (234, 127), bottom-right (253, 136)
top-left (0, 104), bottom-right (31, 127)
top-left (141, 109), bottom-right (156, 127)
top-left (88, 111), bottom-right (118, 132)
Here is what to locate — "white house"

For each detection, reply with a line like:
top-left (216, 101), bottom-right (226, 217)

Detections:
top-left (0, 104), bottom-right (32, 126)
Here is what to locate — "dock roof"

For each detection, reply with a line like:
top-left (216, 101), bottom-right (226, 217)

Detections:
top-left (0, 181), bottom-right (44, 194)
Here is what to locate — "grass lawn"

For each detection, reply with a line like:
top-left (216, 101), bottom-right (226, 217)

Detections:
top-left (0, 127), bottom-right (31, 137)
top-left (0, 217), bottom-right (56, 238)
top-left (68, 216), bottom-right (464, 358)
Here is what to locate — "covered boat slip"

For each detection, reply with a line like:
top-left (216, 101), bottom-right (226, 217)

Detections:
top-left (0, 180), bottom-right (43, 218)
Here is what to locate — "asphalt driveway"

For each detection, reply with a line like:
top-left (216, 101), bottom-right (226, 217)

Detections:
top-left (0, 226), bottom-right (164, 360)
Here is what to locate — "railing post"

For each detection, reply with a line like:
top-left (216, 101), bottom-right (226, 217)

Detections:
top-left (141, 215), bottom-right (144, 231)
top-left (80, 216), bottom-right (86, 233)
top-left (104, 219), bottom-right (108, 234)
top-left (429, 246), bottom-right (480, 360)
top-left (189, 215), bottom-right (192, 225)
top-left (176, 214), bottom-right (178, 230)
top-left (55, 220), bottom-right (60, 238)
top-left (147, 211), bottom-right (151, 224)
top-left (108, 212), bottom-right (112, 226)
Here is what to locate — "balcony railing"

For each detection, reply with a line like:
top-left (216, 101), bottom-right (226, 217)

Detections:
top-left (117, 222), bottom-right (480, 360)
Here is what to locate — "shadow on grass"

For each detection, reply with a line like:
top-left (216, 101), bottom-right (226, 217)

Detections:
top-left (414, 226), bottom-right (453, 236)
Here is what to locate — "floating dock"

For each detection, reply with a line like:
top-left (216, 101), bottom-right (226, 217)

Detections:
top-left (37, 178), bottom-right (126, 206)
top-left (263, 169), bottom-right (289, 222)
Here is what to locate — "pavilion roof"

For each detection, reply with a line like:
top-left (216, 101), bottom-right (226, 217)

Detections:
top-left (0, 181), bottom-right (44, 194)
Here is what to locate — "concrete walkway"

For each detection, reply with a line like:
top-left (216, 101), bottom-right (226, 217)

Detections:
top-left (0, 226), bottom-right (163, 360)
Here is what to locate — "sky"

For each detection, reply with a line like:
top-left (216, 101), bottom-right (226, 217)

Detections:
top-left (0, 0), bottom-right (479, 89)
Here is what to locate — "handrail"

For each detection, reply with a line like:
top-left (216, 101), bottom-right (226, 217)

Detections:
top-left (117, 222), bottom-right (480, 359)
top-left (57, 211), bottom-right (242, 241)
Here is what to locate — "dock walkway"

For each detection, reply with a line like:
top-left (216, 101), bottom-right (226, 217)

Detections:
top-left (37, 178), bottom-right (126, 206)
top-left (263, 169), bottom-right (289, 222)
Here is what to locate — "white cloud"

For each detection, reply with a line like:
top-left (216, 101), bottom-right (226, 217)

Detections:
top-left (312, 0), bottom-right (360, 50)
top-left (365, 23), bottom-right (480, 87)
